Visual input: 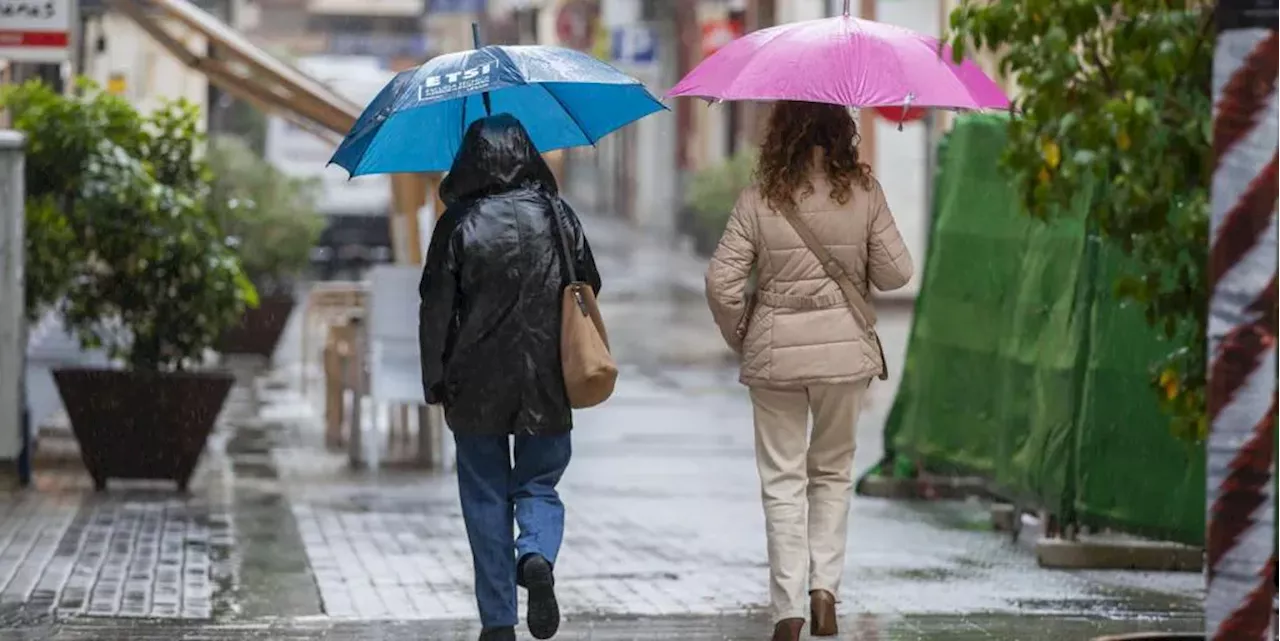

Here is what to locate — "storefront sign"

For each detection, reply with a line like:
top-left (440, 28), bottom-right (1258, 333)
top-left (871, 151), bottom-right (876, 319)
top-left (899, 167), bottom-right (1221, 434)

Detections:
top-left (610, 24), bottom-right (654, 66)
top-left (0, 0), bottom-right (74, 62)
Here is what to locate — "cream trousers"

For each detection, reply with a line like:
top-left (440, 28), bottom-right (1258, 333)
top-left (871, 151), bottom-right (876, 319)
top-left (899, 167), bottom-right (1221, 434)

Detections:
top-left (749, 382), bottom-right (865, 623)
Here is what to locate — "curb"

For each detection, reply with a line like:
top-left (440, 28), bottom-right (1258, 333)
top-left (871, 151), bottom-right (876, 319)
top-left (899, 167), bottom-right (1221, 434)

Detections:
top-left (1036, 537), bottom-right (1204, 572)
top-left (855, 474), bottom-right (997, 501)
top-left (1090, 634), bottom-right (1204, 641)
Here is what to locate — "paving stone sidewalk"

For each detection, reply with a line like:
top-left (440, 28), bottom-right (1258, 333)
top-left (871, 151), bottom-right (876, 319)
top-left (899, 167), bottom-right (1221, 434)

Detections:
top-left (0, 392), bottom-right (243, 625)
top-left (267, 384), bottom-right (1204, 620)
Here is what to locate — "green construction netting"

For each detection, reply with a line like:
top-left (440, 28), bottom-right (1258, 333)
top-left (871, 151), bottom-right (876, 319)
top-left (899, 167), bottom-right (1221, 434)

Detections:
top-left (1074, 241), bottom-right (1205, 544)
top-left (878, 114), bottom-right (1204, 545)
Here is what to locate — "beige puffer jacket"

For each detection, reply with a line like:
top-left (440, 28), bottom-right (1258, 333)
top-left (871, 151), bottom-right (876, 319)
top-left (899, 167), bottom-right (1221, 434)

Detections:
top-left (705, 172), bottom-right (914, 389)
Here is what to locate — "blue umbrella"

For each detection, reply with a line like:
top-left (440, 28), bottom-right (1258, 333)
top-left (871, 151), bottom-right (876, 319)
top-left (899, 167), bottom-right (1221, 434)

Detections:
top-left (329, 43), bottom-right (667, 176)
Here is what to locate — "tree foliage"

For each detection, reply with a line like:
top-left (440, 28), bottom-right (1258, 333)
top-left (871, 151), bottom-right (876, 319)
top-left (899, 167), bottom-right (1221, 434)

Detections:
top-left (2, 79), bottom-right (256, 371)
top-left (207, 134), bottom-right (324, 295)
top-left (949, 0), bottom-right (1213, 441)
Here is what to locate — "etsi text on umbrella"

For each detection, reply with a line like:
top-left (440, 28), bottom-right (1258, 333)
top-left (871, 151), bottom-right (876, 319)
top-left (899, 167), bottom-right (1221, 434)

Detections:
top-left (417, 62), bottom-right (498, 102)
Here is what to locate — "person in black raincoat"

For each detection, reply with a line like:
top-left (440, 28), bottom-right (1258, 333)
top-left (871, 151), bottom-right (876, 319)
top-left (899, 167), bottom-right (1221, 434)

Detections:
top-left (419, 114), bottom-right (600, 641)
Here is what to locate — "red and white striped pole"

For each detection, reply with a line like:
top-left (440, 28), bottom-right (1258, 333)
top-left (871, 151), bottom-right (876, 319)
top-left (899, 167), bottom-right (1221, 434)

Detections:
top-left (1206, 1), bottom-right (1278, 639)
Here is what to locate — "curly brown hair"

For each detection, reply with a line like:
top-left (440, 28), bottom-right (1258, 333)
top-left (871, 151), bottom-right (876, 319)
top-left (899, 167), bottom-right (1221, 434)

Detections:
top-left (756, 101), bottom-right (873, 215)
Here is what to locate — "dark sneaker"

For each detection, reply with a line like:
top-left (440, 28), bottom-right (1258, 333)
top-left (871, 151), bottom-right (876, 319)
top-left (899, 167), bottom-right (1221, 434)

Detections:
top-left (479, 626), bottom-right (515, 641)
top-left (519, 554), bottom-right (560, 639)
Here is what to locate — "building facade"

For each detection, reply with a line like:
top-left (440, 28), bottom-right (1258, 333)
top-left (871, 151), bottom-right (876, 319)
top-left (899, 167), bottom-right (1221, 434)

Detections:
top-left (82, 12), bottom-right (212, 122)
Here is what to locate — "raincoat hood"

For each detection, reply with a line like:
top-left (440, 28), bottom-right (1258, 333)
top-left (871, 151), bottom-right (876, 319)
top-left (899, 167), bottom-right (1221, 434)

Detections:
top-left (439, 114), bottom-right (558, 207)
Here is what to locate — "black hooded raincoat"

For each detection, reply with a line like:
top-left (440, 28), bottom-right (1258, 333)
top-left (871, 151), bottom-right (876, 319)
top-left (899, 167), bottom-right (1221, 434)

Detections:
top-left (419, 114), bottom-right (601, 437)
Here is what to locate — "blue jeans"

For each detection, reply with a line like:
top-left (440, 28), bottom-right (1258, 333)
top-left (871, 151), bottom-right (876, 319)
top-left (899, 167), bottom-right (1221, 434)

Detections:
top-left (454, 432), bottom-right (572, 628)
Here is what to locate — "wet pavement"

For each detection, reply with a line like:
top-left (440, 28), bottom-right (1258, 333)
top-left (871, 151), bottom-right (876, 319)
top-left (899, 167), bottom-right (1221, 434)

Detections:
top-left (0, 612), bottom-right (1205, 640)
top-left (0, 213), bottom-right (1206, 639)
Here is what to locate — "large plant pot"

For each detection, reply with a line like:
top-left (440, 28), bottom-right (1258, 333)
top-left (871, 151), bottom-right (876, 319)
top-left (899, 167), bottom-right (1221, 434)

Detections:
top-left (52, 368), bottom-right (234, 492)
top-left (216, 294), bottom-right (296, 359)
top-left (692, 224), bottom-right (722, 257)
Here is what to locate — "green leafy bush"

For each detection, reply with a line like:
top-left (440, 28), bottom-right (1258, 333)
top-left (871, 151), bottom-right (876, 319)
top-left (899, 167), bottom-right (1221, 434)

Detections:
top-left (2, 79), bottom-right (256, 371)
top-left (685, 152), bottom-right (757, 240)
top-left (949, 1), bottom-right (1211, 441)
top-left (207, 135), bottom-right (323, 296)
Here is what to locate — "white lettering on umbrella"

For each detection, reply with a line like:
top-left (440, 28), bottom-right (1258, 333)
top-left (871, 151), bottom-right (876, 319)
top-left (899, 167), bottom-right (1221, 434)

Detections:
top-left (417, 62), bottom-right (497, 101)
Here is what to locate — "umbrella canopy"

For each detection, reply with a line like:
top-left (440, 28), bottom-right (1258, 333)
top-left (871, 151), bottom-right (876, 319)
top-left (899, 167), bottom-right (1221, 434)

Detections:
top-left (666, 14), bottom-right (1009, 113)
top-left (330, 45), bottom-right (666, 176)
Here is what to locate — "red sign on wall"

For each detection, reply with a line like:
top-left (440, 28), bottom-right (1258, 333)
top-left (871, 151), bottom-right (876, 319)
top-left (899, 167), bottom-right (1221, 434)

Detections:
top-left (700, 16), bottom-right (744, 59)
top-left (556, 0), bottom-right (598, 51)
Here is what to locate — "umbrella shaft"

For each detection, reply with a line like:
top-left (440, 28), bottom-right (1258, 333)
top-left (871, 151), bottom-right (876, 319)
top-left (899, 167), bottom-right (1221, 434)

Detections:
top-left (471, 22), bottom-right (492, 116)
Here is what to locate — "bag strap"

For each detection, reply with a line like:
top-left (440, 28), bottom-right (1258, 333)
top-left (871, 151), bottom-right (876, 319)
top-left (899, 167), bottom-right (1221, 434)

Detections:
top-left (545, 191), bottom-right (580, 284)
top-left (780, 211), bottom-right (878, 331)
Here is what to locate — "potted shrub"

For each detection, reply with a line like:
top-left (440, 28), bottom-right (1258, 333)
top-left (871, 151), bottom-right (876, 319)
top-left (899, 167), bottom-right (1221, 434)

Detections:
top-left (684, 152), bottom-right (756, 256)
top-left (207, 135), bottom-right (323, 360)
top-left (4, 80), bottom-right (256, 491)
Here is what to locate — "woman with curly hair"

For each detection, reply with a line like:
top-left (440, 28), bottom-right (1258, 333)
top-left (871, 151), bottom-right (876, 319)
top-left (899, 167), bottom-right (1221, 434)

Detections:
top-left (705, 101), bottom-right (914, 641)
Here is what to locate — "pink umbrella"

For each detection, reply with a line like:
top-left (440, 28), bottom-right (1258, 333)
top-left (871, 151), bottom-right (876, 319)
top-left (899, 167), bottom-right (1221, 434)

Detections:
top-left (666, 2), bottom-right (1010, 121)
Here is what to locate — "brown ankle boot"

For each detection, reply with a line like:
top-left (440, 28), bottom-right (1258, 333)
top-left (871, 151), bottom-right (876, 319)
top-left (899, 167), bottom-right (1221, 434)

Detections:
top-left (770, 617), bottom-right (805, 641)
top-left (810, 589), bottom-right (838, 636)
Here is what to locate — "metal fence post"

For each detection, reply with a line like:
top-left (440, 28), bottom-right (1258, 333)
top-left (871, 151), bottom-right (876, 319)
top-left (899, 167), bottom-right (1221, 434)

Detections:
top-left (347, 315), bottom-right (366, 470)
top-left (0, 131), bottom-right (26, 489)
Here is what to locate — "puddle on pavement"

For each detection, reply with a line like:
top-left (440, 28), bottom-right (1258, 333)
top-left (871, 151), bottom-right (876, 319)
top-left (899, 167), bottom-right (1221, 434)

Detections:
top-left (223, 408), bottom-right (325, 621)
top-left (884, 566), bottom-right (972, 582)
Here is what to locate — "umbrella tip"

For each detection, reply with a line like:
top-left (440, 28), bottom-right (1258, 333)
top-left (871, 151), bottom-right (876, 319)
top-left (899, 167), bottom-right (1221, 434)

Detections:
top-left (842, 0), bottom-right (851, 15)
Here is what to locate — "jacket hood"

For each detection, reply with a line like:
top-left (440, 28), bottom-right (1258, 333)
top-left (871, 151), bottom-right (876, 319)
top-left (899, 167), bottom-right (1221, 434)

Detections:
top-left (439, 114), bottom-right (558, 207)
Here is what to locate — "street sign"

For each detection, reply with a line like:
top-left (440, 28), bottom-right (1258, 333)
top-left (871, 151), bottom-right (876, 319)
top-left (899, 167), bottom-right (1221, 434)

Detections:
top-left (0, 0), bottom-right (75, 63)
top-left (555, 0), bottom-right (595, 50)
top-left (610, 25), bottom-right (655, 66)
